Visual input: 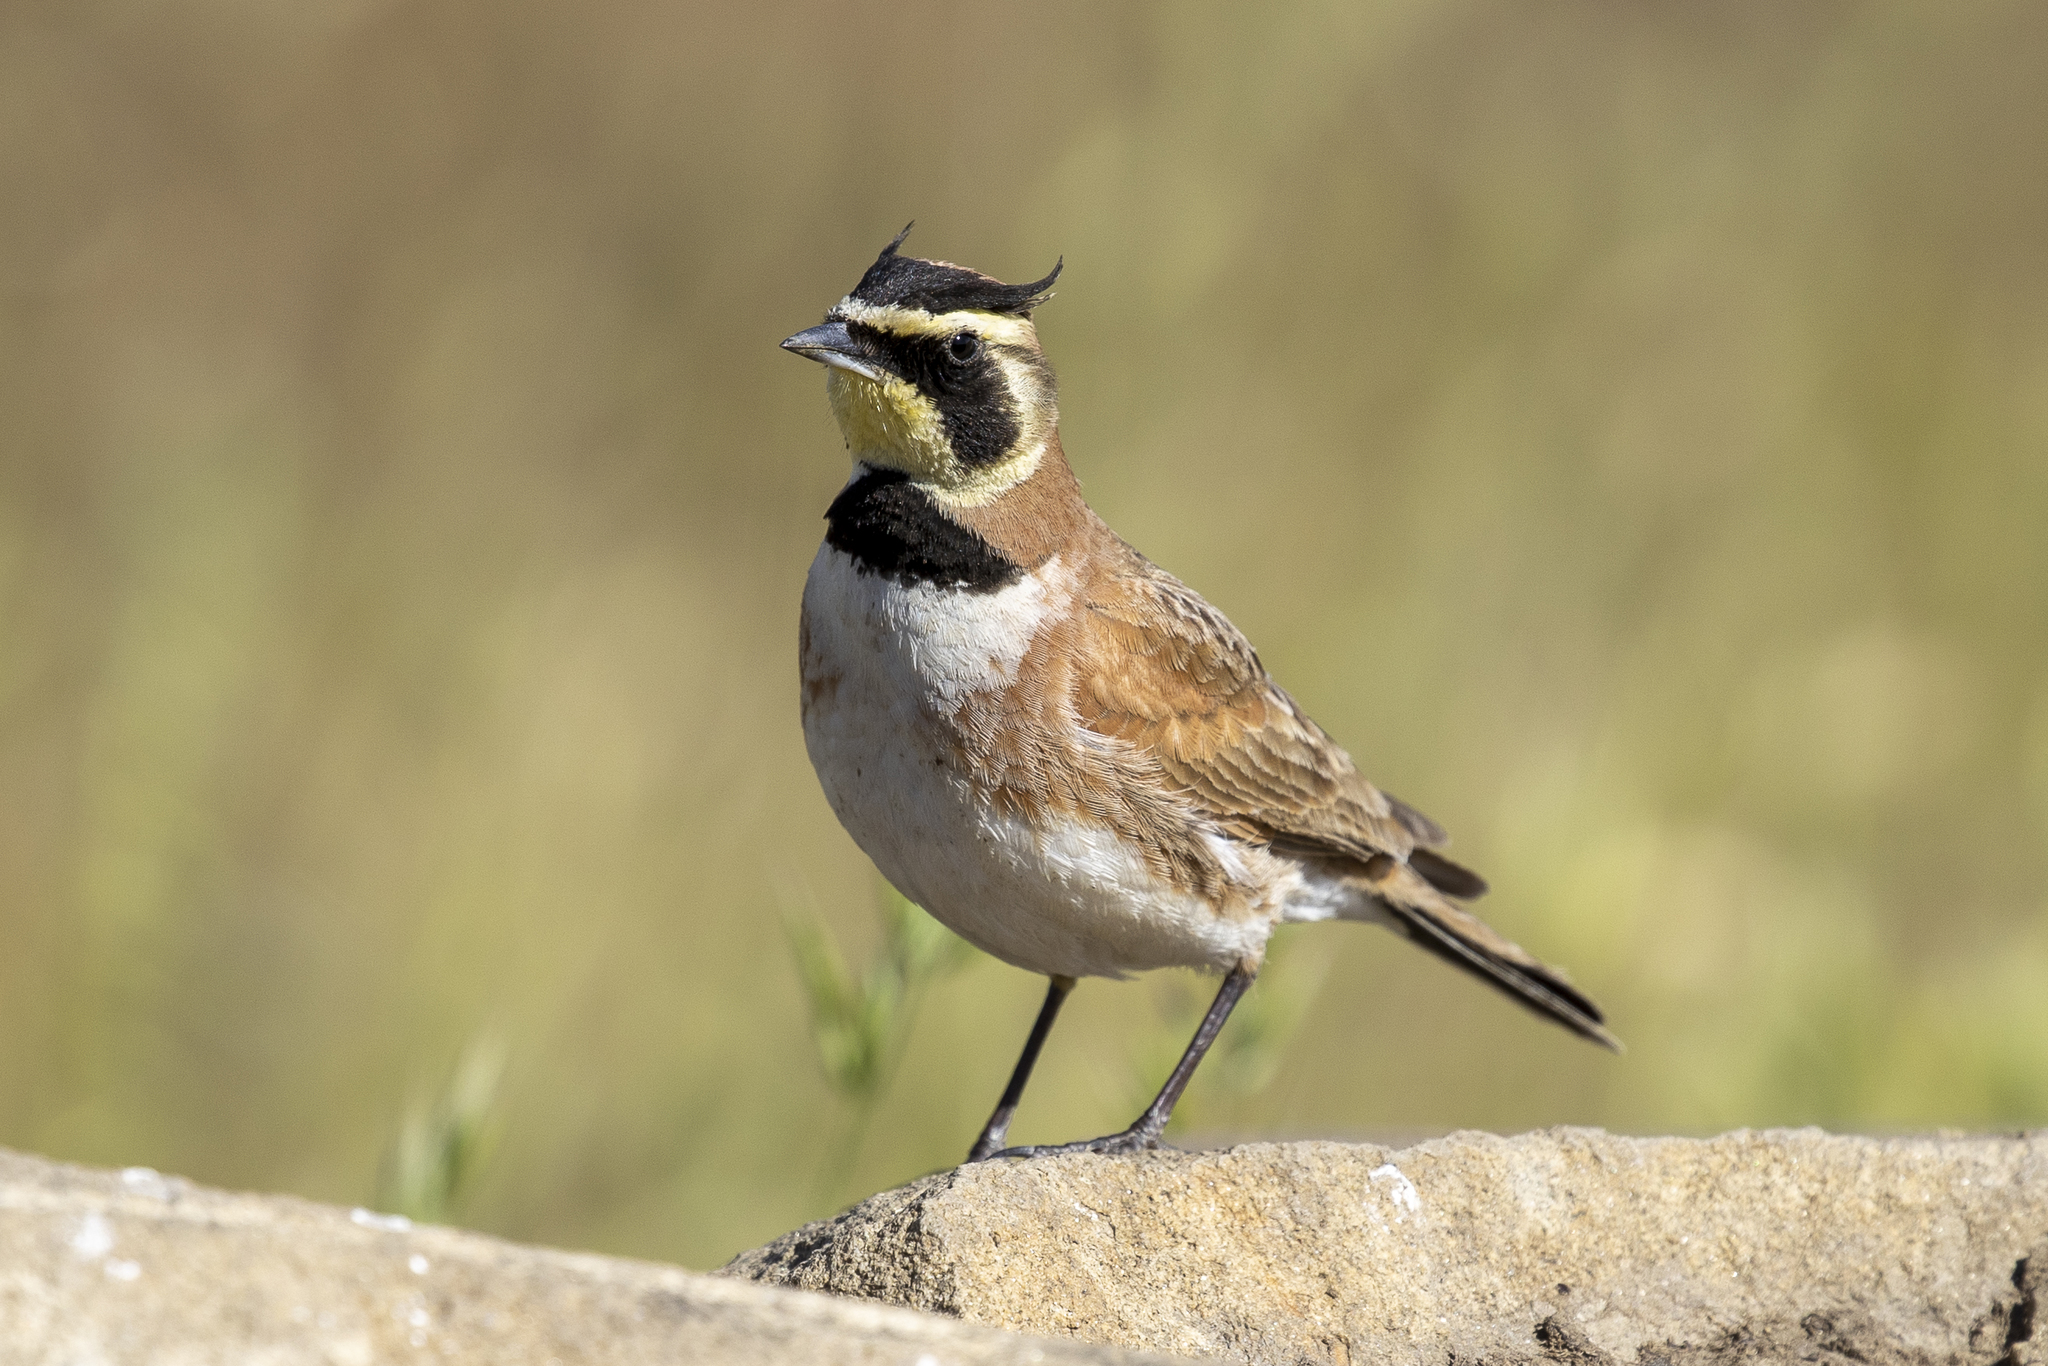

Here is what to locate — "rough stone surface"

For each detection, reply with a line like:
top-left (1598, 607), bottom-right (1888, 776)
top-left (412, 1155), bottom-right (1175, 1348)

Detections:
top-left (726, 1128), bottom-right (2047, 1366)
top-left (0, 1147), bottom-right (1184, 1365)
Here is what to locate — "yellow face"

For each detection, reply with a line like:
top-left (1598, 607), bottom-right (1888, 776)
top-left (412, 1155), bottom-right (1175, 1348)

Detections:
top-left (820, 300), bottom-right (1057, 509)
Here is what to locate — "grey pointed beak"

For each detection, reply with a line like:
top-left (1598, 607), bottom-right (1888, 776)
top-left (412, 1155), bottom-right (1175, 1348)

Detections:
top-left (780, 320), bottom-right (893, 382)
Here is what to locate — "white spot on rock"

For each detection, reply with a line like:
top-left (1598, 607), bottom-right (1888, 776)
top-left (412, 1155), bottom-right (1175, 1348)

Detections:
top-left (409, 1254), bottom-right (430, 1275)
top-left (350, 1208), bottom-right (412, 1232)
top-left (1369, 1163), bottom-right (1421, 1220)
top-left (120, 1167), bottom-right (170, 1200)
top-left (71, 1213), bottom-right (115, 1260)
top-left (105, 1258), bottom-right (142, 1282)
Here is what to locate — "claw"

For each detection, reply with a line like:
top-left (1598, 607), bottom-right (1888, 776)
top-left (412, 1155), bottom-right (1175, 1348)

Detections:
top-left (988, 1127), bottom-right (1170, 1160)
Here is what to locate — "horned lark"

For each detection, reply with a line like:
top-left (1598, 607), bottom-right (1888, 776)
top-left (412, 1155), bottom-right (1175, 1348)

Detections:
top-left (783, 227), bottom-right (1616, 1162)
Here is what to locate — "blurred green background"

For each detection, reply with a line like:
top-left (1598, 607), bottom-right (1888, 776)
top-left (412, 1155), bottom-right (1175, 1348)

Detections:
top-left (4, 0), bottom-right (2047, 1269)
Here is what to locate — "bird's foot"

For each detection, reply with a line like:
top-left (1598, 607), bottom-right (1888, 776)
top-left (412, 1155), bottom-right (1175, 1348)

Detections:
top-left (982, 1125), bottom-right (1168, 1161)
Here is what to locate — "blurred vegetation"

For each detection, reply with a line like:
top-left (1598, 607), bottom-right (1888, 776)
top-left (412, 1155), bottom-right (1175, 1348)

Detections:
top-left (375, 1033), bottom-right (505, 1224)
top-left (3, 0), bottom-right (2046, 1269)
top-left (785, 884), bottom-right (975, 1195)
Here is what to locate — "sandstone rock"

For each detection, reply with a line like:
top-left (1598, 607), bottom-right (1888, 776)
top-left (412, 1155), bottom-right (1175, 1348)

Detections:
top-left (0, 1147), bottom-right (1182, 1365)
top-left (726, 1128), bottom-right (2047, 1366)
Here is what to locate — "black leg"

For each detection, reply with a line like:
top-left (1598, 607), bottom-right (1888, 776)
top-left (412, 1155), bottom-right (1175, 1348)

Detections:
top-left (993, 964), bottom-right (1255, 1160)
top-left (966, 975), bottom-right (1076, 1162)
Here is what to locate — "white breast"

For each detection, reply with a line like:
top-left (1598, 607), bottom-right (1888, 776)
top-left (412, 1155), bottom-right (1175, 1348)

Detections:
top-left (799, 543), bottom-right (1277, 979)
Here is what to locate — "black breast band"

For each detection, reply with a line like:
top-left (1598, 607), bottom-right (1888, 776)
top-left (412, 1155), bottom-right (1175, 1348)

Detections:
top-left (824, 469), bottom-right (1023, 593)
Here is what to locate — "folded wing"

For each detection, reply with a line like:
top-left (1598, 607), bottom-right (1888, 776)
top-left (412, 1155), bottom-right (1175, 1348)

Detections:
top-left (1071, 551), bottom-right (1616, 1049)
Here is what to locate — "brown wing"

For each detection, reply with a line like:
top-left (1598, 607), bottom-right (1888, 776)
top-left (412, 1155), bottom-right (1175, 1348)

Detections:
top-left (1072, 552), bottom-right (1617, 1050)
top-left (1072, 554), bottom-right (1458, 883)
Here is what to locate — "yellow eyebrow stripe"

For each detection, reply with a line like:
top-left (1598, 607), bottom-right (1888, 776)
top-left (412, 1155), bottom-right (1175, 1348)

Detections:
top-left (832, 298), bottom-right (1042, 349)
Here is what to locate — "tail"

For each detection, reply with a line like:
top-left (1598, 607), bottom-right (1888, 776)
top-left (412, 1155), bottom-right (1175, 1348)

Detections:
top-left (1367, 858), bottom-right (1621, 1051)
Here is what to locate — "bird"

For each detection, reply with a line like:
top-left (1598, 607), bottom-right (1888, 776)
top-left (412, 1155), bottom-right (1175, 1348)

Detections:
top-left (782, 225), bottom-right (1616, 1162)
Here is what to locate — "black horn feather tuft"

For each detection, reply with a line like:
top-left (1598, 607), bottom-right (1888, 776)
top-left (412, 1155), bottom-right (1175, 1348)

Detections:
top-left (849, 229), bottom-right (1062, 317)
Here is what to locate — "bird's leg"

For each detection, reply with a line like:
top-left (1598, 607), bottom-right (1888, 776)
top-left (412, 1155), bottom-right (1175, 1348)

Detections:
top-left (993, 963), bottom-right (1255, 1160)
top-left (966, 975), bottom-right (1076, 1162)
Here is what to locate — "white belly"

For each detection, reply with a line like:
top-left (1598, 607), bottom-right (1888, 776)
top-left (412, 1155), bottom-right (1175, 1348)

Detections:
top-left (799, 543), bottom-right (1276, 979)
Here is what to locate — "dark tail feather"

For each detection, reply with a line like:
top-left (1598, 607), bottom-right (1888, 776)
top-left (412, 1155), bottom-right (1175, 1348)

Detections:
top-left (1376, 878), bottom-right (1620, 1051)
top-left (1409, 847), bottom-right (1489, 899)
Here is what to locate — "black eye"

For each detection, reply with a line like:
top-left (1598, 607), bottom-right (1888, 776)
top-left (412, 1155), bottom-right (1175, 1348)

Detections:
top-left (947, 332), bottom-right (980, 364)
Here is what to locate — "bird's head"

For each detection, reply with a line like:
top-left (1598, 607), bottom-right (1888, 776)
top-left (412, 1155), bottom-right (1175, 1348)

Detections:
top-left (782, 225), bottom-right (1062, 507)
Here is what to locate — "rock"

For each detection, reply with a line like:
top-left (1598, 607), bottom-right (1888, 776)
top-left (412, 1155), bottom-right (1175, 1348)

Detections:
top-left (0, 1147), bottom-right (1183, 1365)
top-left (725, 1128), bottom-right (2048, 1366)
